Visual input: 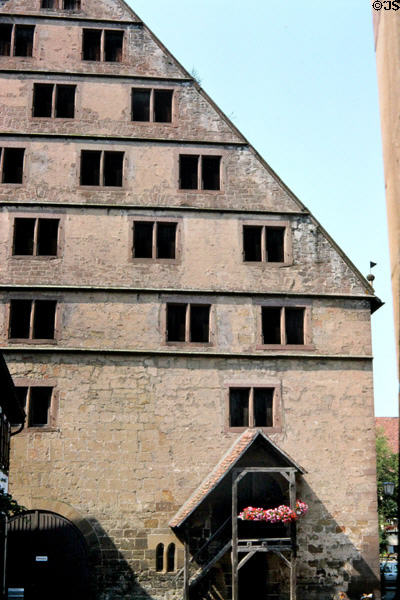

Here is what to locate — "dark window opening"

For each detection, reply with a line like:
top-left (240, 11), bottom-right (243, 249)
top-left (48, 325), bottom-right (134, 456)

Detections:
top-left (33, 83), bottom-right (53, 118)
top-left (104, 30), bottom-right (123, 62)
top-left (55, 85), bottom-right (76, 118)
top-left (132, 89), bottom-right (150, 122)
top-left (0, 24), bottom-right (12, 56)
top-left (229, 388), bottom-right (249, 428)
top-left (63, 0), bottom-right (80, 9)
top-left (2, 148), bottom-right (24, 184)
top-left (202, 156), bottom-right (220, 190)
top-left (41, 0), bottom-right (56, 7)
top-left (156, 544), bottom-right (164, 572)
top-left (285, 308), bottom-right (304, 344)
top-left (37, 219), bottom-right (59, 256)
top-left (167, 304), bottom-right (186, 342)
top-left (266, 227), bottom-right (285, 262)
top-left (9, 300), bottom-right (32, 339)
top-left (157, 223), bottom-right (176, 259)
top-left (243, 226), bottom-right (262, 261)
top-left (28, 387), bottom-right (52, 427)
top-left (166, 544), bottom-right (175, 573)
top-left (14, 26), bottom-right (34, 57)
top-left (103, 151), bottom-right (123, 187)
top-left (32, 300), bottom-right (56, 339)
top-left (154, 90), bottom-right (173, 123)
top-left (13, 218), bottom-right (35, 255)
top-left (190, 305), bottom-right (210, 343)
top-left (80, 150), bottom-right (101, 186)
top-left (12, 387), bottom-right (28, 426)
top-left (179, 155), bottom-right (198, 189)
top-left (133, 221), bottom-right (153, 258)
top-left (253, 388), bottom-right (273, 427)
top-left (262, 307), bottom-right (281, 344)
top-left (82, 29), bottom-right (101, 61)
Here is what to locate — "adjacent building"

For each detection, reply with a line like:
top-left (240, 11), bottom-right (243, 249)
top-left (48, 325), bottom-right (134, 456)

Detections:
top-left (0, 1), bottom-right (382, 598)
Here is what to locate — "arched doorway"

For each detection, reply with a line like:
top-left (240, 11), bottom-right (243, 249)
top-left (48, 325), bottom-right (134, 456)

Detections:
top-left (6, 510), bottom-right (91, 600)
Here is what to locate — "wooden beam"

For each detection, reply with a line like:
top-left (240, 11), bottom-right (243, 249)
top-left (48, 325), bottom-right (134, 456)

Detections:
top-left (238, 550), bottom-right (256, 570)
top-left (274, 551), bottom-right (291, 569)
top-left (183, 540), bottom-right (189, 600)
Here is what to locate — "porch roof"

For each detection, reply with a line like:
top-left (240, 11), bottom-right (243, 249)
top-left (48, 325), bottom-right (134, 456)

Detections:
top-left (169, 429), bottom-right (305, 528)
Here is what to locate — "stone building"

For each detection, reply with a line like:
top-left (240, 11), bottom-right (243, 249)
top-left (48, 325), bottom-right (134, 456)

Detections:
top-left (0, 0), bottom-right (381, 598)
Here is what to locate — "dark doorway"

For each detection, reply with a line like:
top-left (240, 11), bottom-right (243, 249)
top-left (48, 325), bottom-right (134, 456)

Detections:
top-left (6, 510), bottom-right (91, 600)
top-left (238, 552), bottom-right (268, 600)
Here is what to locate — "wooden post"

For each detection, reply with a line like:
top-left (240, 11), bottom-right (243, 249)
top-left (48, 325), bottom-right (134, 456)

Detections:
top-left (183, 539), bottom-right (189, 600)
top-left (232, 473), bottom-right (239, 600)
top-left (289, 471), bottom-right (297, 600)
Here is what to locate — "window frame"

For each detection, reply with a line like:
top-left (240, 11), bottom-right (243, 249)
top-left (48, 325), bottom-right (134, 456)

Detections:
top-left (79, 149), bottom-right (125, 188)
top-left (130, 216), bottom-right (181, 263)
top-left (256, 299), bottom-right (313, 350)
top-left (40, 0), bottom-right (81, 9)
top-left (0, 147), bottom-right (25, 186)
top-left (163, 300), bottom-right (213, 346)
top-left (11, 213), bottom-right (63, 259)
top-left (32, 82), bottom-right (77, 119)
top-left (131, 87), bottom-right (175, 125)
top-left (177, 151), bottom-right (224, 192)
top-left (81, 28), bottom-right (124, 63)
top-left (225, 383), bottom-right (282, 433)
top-left (241, 219), bottom-right (293, 266)
top-left (0, 24), bottom-right (35, 58)
top-left (12, 379), bottom-right (58, 431)
top-left (7, 297), bottom-right (60, 344)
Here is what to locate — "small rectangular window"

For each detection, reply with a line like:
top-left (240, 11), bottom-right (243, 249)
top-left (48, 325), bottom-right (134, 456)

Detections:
top-left (133, 221), bottom-right (177, 260)
top-left (261, 306), bottom-right (306, 345)
top-left (104, 30), bottom-right (123, 62)
top-left (156, 222), bottom-right (176, 259)
top-left (0, 24), bottom-right (12, 56)
top-left (243, 226), bottom-right (262, 261)
top-left (9, 299), bottom-right (32, 339)
top-left (202, 156), bottom-right (220, 190)
top-left (133, 221), bottom-right (153, 258)
top-left (13, 217), bottom-right (59, 256)
top-left (166, 303), bottom-right (210, 343)
top-left (166, 304), bottom-right (186, 342)
top-left (13, 218), bottom-right (35, 255)
top-left (55, 85), bottom-right (76, 118)
top-left (190, 305), bottom-right (210, 343)
top-left (41, 0), bottom-right (56, 7)
top-left (229, 387), bottom-right (275, 429)
top-left (179, 155), bottom-right (221, 190)
top-left (33, 83), bottom-right (53, 118)
top-left (243, 224), bottom-right (286, 263)
top-left (80, 150), bottom-right (101, 185)
top-left (9, 299), bottom-right (57, 340)
top-left (2, 148), bottom-right (25, 184)
top-left (103, 151), bottom-right (123, 186)
top-left (14, 25), bottom-right (34, 57)
top-left (29, 387), bottom-right (52, 427)
top-left (80, 150), bottom-right (123, 187)
top-left (132, 89), bottom-right (151, 122)
top-left (63, 0), bottom-right (80, 9)
top-left (82, 29), bottom-right (101, 61)
top-left (154, 90), bottom-right (173, 123)
top-left (179, 155), bottom-right (198, 190)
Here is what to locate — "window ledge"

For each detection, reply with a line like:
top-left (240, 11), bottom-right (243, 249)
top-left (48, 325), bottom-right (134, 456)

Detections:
top-left (79, 185), bottom-right (125, 190)
top-left (256, 344), bottom-right (315, 351)
top-left (21, 427), bottom-right (59, 433)
top-left (178, 189), bottom-right (222, 194)
top-left (11, 255), bottom-right (60, 260)
top-left (243, 260), bottom-right (293, 267)
top-left (7, 338), bottom-right (58, 345)
top-left (165, 342), bottom-right (213, 347)
top-left (227, 426), bottom-right (282, 434)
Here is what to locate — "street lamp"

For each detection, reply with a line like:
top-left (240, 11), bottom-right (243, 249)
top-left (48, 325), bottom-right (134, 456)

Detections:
top-left (383, 481), bottom-right (395, 497)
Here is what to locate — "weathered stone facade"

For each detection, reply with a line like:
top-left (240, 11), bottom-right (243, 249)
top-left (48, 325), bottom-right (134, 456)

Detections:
top-left (0, 1), bottom-right (380, 598)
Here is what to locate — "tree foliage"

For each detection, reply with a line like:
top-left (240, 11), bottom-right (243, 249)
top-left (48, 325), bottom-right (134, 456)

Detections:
top-left (0, 488), bottom-right (26, 517)
top-left (376, 427), bottom-right (398, 551)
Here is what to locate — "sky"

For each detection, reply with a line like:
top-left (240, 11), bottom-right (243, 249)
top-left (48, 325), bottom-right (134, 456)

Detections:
top-left (128, 0), bottom-right (398, 417)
